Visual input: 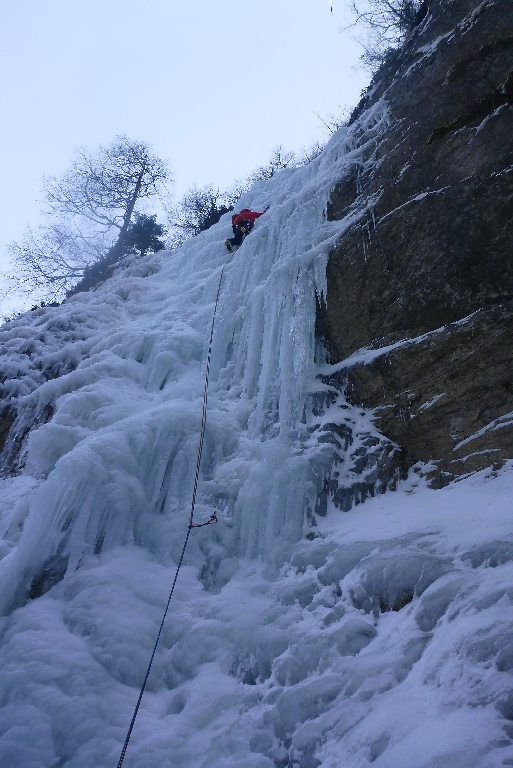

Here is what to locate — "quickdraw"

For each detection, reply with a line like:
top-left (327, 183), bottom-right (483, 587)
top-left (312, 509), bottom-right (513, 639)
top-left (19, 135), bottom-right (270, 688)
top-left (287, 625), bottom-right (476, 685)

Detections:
top-left (189, 513), bottom-right (218, 529)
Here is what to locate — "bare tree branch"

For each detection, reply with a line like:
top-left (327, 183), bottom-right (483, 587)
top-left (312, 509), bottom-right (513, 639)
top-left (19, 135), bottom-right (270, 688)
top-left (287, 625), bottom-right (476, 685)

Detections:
top-left (168, 185), bottom-right (232, 246)
top-left (5, 225), bottom-right (100, 301)
top-left (348, 0), bottom-right (426, 68)
top-left (6, 136), bottom-right (171, 303)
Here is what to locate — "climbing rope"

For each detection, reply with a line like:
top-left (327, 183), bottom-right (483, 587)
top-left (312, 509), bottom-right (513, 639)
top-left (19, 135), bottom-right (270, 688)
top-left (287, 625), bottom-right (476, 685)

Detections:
top-left (116, 253), bottom-right (233, 768)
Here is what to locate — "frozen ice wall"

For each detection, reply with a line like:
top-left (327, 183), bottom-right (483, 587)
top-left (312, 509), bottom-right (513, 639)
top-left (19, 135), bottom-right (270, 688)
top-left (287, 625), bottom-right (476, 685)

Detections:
top-left (2, 98), bottom-right (513, 768)
top-left (0, 101), bottom-right (389, 608)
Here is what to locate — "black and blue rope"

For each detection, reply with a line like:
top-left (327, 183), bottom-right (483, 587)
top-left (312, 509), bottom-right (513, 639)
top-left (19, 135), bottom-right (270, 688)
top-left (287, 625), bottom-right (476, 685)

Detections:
top-left (116, 254), bottom-right (232, 768)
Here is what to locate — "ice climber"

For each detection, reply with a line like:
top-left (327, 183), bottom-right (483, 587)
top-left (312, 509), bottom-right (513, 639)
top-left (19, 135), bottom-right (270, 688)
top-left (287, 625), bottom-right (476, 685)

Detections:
top-left (225, 207), bottom-right (268, 252)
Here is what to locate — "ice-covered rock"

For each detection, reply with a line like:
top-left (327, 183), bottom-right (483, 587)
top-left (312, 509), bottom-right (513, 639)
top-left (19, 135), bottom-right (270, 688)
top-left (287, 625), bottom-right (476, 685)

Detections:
top-left (0, 1), bottom-right (513, 764)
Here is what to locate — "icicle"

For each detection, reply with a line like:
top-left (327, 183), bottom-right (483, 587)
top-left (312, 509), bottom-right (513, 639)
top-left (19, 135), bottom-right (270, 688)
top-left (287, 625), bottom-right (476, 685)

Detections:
top-left (0, 100), bottom-right (390, 611)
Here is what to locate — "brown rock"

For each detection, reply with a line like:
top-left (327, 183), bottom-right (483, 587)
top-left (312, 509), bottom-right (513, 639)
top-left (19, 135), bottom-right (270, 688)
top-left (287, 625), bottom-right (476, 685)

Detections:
top-left (324, 0), bottom-right (513, 359)
top-left (345, 306), bottom-right (513, 485)
top-left (321, 0), bottom-right (513, 483)
top-left (0, 407), bottom-right (14, 455)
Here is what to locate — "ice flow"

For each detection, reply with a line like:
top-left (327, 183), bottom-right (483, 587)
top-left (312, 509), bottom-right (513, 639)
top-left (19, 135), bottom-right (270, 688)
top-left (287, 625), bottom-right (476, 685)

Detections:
top-left (0, 101), bottom-right (389, 608)
top-left (2, 99), bottom-right (513, 768)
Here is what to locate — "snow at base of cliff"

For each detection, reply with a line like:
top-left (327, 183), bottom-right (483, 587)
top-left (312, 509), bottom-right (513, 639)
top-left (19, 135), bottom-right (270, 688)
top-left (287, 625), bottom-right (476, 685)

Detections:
top-left (1, 101), bottom-right (513, 768)
top-left (2, 466), bottom-right (513, 768)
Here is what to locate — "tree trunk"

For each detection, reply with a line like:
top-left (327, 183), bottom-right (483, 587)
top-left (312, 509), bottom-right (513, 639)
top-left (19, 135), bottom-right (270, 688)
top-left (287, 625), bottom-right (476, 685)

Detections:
top-left (107, 164), bottom-right (146, 264)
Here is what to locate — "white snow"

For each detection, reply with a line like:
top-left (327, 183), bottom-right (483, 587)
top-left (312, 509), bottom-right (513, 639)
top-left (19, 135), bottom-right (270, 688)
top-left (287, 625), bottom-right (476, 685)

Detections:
top-left (403, 0), bottom-right (497, 81)
top-left (417, 393), bottom-right (447, 411)
top-left (1, 99), bottom-right (512, 768)
top-left (454, 411), bottom-right (513, 451)
top-left (318, 309), bottom-right (481, 377)
top-left (377, 186), bottom-right (451, 225)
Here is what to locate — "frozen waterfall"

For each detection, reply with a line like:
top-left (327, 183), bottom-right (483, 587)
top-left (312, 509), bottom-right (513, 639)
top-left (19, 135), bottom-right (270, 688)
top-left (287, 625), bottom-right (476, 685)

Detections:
top-left (0, 101), bottom-right (390, 610)
top-left (2, 99), bottom-right (512, 768)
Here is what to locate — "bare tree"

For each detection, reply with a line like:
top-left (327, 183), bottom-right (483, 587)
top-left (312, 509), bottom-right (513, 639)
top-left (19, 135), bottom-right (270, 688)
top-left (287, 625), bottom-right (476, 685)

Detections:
top-left (43, 135), bottom-right (169, 261)
top-left (348, 0), bottom-right (426, 67)
top-left (221, 145), bottom-right (300, 211)
top-left (7, 136), bottom-right (170, 300)
top-left (295, 140), bottom-right (325, 166)
top-left (6, 224), bottom-right (103, 301)
top-left (247, 145), bottom-right (297, 183)
top-left (169, 184), bottom-right (232, 246)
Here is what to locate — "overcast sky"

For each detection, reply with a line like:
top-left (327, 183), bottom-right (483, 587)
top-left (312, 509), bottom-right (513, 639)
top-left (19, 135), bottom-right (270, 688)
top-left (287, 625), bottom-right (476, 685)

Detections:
top-left (0, 0), bottom-right (369, 313)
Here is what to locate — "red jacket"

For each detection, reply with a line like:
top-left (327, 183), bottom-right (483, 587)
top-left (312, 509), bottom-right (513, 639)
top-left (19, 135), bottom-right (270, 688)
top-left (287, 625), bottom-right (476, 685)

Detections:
top-left (232, 209), bottom-right (265, 227)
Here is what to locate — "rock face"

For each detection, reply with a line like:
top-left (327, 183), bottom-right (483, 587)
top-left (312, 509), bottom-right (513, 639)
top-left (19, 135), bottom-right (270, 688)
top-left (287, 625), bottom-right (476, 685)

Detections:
top-left (322, 0), bottom-right (513, 482)
top-left (346, 305), bottom-right (513, 486)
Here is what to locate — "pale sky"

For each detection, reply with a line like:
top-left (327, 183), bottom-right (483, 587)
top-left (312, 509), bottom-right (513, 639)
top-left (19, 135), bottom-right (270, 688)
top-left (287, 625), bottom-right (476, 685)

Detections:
top-left (0, 0), bottom-right (369, 312)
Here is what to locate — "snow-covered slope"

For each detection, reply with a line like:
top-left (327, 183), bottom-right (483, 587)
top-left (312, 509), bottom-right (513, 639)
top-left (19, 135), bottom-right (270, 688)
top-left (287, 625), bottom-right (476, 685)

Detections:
top-left (1, 101), bottom-right (513, 767)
